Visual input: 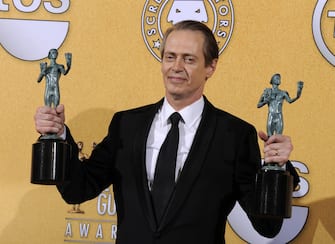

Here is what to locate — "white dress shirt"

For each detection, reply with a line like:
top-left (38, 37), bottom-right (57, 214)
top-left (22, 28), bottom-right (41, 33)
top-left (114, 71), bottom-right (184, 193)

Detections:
top-left (146, 97), bottom-right (204, 190)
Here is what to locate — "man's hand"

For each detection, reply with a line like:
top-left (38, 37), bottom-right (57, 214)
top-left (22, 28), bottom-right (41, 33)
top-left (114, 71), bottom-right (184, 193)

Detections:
top-left (258, 131), bottom-right (293, 166)
top-left (34, 104), bottom-right (65, 136)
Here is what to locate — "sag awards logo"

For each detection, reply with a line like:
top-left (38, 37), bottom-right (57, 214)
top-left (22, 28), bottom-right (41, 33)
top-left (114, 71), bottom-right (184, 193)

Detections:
top-left (64, 187), bottom-right (118, 243)
top-left (0, 0), bottom-right (70, 61)
top-left (313, 0), bottom-right (335, 66)
top-left (141, 0), bottom-right (234, 61)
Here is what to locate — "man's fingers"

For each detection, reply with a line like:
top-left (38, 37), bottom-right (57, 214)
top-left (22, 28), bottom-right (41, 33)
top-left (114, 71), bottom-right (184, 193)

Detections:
top-left (261, 133), bottom-right (293, 165)
top-left (34, 105), bottom-right (65, 135)
top-left (258, 131), bottom-right (268, 142)
top-left (56, 104), bottom-right (65, 114)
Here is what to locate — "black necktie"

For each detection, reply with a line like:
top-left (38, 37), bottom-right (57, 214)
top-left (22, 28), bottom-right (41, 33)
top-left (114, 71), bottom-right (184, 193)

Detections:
top-left (151, 112), bottom-right (182, 222)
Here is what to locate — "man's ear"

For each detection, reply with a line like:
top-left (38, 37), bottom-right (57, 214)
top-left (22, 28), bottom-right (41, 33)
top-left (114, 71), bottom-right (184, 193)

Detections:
top-left (206, 58), bottom-right (218, 79)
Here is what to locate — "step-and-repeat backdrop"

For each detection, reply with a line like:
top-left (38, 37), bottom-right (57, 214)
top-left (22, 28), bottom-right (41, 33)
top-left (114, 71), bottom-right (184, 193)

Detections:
top-left (0, 1), bottom-right (334, 243)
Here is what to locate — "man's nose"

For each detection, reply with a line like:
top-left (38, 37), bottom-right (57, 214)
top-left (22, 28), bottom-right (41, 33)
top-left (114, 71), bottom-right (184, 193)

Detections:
top-left (172, 57), bottom-right (184, 71)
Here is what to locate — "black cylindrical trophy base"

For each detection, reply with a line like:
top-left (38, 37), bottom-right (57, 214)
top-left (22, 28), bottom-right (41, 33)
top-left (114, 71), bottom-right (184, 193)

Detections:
top-left (31, 139), bottom-right (71, 185)
top-left (253, 167), bottom-right (293, 218)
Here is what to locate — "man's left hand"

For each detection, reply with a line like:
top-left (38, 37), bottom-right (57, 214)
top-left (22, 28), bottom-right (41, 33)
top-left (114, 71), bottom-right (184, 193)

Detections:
top-left (258, 131), bottom-right (293, 166)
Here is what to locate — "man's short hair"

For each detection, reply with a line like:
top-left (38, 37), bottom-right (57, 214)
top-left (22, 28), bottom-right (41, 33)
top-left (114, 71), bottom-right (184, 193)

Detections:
top-left (160, 20), bottom-right (219, 66)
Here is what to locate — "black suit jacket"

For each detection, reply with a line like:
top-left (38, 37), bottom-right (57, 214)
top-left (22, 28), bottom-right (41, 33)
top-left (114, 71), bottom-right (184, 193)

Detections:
top-left (58, 97), bottom-right (298, 244)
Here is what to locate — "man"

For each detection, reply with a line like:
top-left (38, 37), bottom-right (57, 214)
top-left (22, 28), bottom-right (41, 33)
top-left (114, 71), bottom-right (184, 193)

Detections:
top-left (34, 20), bottom-right (298, 244)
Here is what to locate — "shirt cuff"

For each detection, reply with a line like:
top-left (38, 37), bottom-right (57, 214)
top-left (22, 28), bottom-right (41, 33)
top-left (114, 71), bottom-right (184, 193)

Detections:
top-left (59, 126), bottom-right (66, 140)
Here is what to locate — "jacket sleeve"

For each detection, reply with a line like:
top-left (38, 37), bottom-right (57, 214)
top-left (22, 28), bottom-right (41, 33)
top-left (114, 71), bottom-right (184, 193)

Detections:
top-left (56, 113), bottom-right (121, 204)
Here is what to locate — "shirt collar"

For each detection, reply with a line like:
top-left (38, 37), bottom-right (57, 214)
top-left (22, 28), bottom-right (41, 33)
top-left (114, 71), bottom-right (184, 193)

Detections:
top-left (160, 96), bottom-right (204, 127)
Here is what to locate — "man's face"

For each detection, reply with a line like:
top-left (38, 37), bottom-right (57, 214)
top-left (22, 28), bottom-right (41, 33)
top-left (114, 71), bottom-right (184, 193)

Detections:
top-left (161, 30), bottom-right (217, 106)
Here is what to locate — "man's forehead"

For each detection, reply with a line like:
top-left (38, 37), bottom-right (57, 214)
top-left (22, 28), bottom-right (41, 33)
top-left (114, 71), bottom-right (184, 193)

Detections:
top-left (164, 30), bottom-right (204, 52)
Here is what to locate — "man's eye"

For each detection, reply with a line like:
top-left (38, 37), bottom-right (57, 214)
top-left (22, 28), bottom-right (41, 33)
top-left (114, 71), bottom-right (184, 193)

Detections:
top-left (165, 55), bottom-right (174, 60)
top-left (184, 57), bottom-right (195, 63)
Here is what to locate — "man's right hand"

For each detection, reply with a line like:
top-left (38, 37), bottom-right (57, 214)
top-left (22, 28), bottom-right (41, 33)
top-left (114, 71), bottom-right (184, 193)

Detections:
top-left (34, 104), bottom-right (65, 136)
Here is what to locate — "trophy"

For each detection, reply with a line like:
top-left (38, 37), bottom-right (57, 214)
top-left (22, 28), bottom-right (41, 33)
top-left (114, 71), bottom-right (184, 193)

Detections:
top-left (31, 49), bottom-right (72, 185)
top-left (254, 73), bottom-right (303, 218)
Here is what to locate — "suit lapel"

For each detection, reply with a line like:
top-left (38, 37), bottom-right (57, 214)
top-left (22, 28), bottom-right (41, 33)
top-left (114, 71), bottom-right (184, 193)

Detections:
top-left (133, 100), bottom-right (163, 231)
top-left (158, 98), bottom-right (217, 230)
